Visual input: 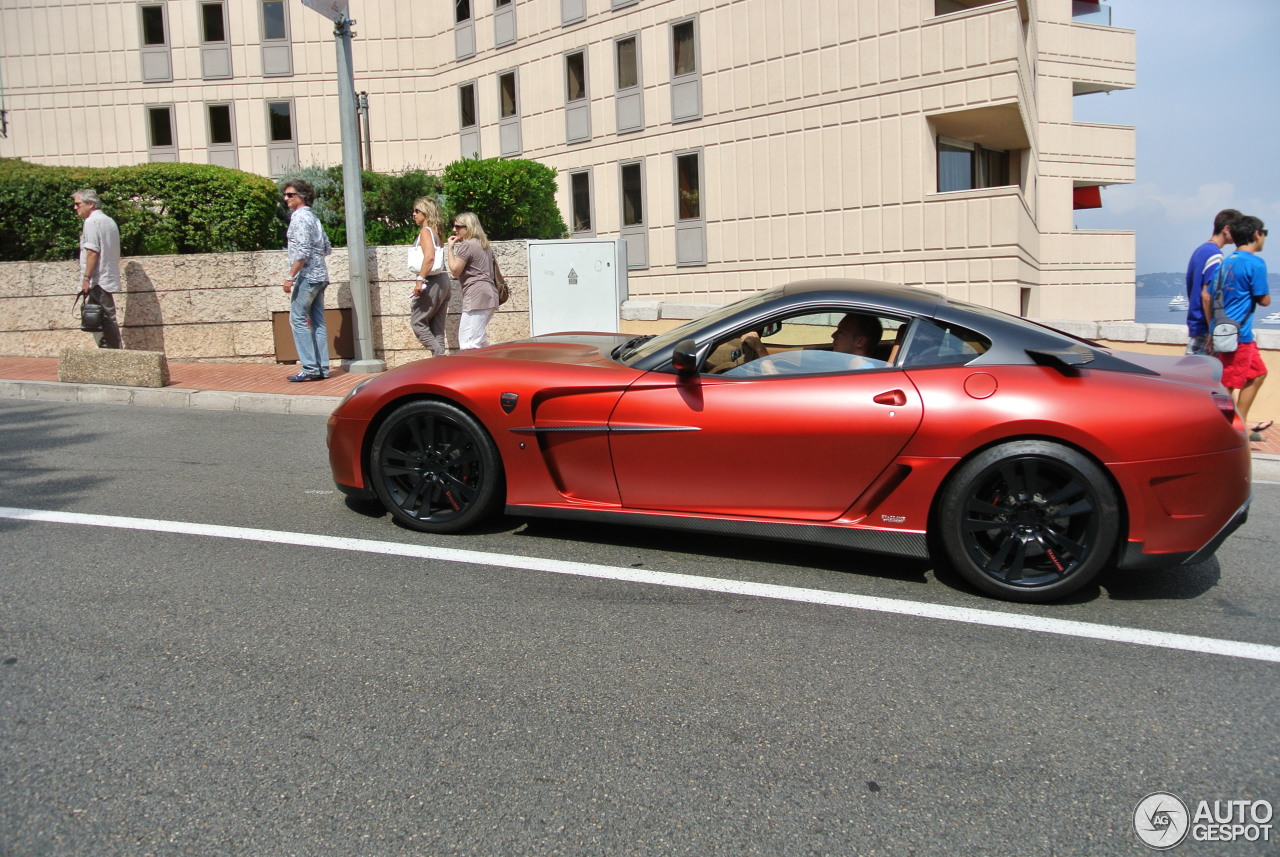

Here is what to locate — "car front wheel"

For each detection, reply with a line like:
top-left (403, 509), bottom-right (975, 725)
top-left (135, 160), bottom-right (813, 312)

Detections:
top-left (938, 441), bottom-right (1119, 602)
top-left (369, 400), bottom-right (503, 533)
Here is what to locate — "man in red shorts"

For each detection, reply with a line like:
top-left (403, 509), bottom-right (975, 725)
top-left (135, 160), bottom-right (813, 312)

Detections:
top-left (1212, 215), bottom-right (1270, 434)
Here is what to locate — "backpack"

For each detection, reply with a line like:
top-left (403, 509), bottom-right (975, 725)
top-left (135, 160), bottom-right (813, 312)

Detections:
top-left (1209, 256), bottom-right (1252, 354)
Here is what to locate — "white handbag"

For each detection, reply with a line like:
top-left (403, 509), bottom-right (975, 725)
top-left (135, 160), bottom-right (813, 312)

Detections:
top-left (407, 241), bottom-right (424, 273)
top-left (408, 231), bottom-right (446, 275)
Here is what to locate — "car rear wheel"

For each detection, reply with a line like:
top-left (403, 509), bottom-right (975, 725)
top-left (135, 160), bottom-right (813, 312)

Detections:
top-left (938, 441), bottom-right (1119, 602)
top-left (369, 400), bottom-right (503, 533)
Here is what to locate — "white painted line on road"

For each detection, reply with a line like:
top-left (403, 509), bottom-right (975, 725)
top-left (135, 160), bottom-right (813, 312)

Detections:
top-left (4, 505), bottom-right (1279, 665)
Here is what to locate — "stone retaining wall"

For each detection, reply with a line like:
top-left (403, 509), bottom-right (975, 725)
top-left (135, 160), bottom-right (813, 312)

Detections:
top-left (0, 242), bottom-right (529, 368)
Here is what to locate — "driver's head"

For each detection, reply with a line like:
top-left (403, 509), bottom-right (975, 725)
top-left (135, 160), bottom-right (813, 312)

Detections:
top-left (832, 313), bottom-right (882, 356)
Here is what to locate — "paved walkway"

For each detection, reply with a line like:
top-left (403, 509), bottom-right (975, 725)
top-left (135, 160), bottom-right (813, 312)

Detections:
top-left (2, 355), bottom-right (1278, 474)
top-left (0, 356), bottom-right (366, 415)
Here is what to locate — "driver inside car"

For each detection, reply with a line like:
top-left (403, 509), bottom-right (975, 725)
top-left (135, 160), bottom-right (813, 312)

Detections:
top-left (725, 312), bottom-right (889, 376)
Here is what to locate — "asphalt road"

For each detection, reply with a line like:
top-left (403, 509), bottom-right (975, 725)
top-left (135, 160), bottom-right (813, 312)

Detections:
top-left (1, 399), bottom-right (1277, 857)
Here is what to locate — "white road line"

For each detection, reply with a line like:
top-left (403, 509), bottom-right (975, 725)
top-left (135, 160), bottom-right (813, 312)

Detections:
top-left (4, 505), bottom-right (1279, 665)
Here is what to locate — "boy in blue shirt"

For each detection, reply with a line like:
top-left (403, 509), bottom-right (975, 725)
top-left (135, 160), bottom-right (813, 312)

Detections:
top-left (1213, 215), bottom-right (1270, 433)
top-left (1186, 208), bottom-right (1239, 354)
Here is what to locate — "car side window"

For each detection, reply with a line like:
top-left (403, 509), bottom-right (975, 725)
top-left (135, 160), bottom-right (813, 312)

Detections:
top-left (899, 319), bottom-right (991, 368)
top-left (701, 310), bottom-right (902, 377)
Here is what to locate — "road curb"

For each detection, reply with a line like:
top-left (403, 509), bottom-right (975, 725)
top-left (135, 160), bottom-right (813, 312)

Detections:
top-left (1252, 454), bottom-right (1280, 482)
top-left (0, 379), bottom-right (337, 416)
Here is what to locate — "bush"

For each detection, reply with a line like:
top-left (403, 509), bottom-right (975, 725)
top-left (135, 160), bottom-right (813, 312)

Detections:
top-left (278, 166), bottom-right (443, 248)
top-left (0, 159), bottom-right (280, 261)
top-left (0, 155), bottom-right (565, 262)
top-left (442, 157), bottom-right (568, 241)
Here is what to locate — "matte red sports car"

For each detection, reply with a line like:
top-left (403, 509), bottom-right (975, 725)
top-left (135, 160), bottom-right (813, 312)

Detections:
top-left (327, 279), bottom-right (1252, 602)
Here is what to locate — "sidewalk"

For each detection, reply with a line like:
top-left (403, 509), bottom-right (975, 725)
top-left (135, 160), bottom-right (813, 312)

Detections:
top-left (1, 354), bottom-right (1278, 475)
top-left (0, 356), bottom-right (366, 416)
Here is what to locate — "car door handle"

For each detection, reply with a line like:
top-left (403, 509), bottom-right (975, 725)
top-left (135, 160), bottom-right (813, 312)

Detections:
top-left (873, 390), bottom-right (907, 406)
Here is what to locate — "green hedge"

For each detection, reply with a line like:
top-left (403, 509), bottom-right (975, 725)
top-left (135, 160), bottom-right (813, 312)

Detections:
top-left (279, 166), bottom-right (443, 248)
top-left (442, 158), bottom-right (568, 241)
top-left (0, 156), bottom-right (568, 262)
top-left (0, 159), bottom-right (281, 261)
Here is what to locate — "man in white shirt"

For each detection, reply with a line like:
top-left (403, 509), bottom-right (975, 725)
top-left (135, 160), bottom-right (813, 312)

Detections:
top-left (73, 189), bottom-right (122, 349)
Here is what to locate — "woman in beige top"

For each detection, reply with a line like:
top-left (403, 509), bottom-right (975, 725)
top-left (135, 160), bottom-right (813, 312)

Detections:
top-left (446, 211), bottom-right (499, 350)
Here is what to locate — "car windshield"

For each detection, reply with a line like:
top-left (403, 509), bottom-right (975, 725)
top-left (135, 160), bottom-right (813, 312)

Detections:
top-left (614, 290), bottom-right (779, 364)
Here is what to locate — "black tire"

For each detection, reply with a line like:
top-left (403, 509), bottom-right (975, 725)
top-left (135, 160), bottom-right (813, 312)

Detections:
top-left (368, 400), bottom-right (504, 533)
top-left (938, 440), bottom-right (1119, 602)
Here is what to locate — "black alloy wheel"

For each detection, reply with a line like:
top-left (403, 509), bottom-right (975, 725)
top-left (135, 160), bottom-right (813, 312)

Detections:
top-left (939, 440), bottom-right (1119, 602)
top-left (369, 400), bottom-right (503, 533)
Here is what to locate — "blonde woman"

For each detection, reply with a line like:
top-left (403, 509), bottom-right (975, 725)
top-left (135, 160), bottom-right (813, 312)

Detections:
top-left (409, 197), bottom-right (451, 356)
top-left (446, 211), bottom-right (499, 349)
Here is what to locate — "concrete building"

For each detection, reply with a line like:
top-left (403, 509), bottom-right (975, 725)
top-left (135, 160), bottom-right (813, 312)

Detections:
top-left (0, 0), bottom-right (1135, 319)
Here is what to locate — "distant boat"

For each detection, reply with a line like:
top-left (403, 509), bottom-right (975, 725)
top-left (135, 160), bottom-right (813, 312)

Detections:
top-left (1263, 312), bottom-right (1280, 325)
top-left (1168, 294), bottom-right (1189, 311)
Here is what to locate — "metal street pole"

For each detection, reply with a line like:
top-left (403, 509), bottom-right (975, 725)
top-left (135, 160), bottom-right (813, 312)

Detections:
top-left (333, 16), bottom-right (383, 373)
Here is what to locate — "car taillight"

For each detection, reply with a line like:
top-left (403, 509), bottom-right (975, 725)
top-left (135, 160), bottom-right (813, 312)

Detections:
top-left (1212, 391), bottom-right (1238, 425)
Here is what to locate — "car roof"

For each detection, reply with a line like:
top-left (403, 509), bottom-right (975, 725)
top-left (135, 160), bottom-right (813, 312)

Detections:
top-left (781, 278), bottom-right (951, 315)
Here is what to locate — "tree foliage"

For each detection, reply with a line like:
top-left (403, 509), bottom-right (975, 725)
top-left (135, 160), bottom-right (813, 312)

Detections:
top-left (442, 157), bottom-right (568, 241)
top-left (0, 155), bottom-right (567, 262)
top-left (0, 158), bottom-right (280, 261)
top-left (277, 166), bottom-right (443, 248)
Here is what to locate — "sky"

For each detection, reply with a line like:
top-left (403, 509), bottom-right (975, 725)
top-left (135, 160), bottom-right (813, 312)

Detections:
top-left (1071, 0), bottom-right (1280, 275)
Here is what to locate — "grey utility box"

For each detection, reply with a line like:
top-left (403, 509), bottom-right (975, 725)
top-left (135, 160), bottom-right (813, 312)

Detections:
top-left (526, 239), bottom-right (629, 336)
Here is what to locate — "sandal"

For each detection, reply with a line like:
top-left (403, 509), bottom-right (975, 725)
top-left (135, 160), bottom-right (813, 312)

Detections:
top-left (1250, 420), bottom-right (1273, 433)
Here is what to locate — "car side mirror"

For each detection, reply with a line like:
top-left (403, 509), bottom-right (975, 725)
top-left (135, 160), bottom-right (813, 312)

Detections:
top-left (672, 339), bottom-right (699, 375)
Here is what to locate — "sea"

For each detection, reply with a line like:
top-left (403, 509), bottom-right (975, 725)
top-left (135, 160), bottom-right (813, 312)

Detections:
top-left (1133, 272), bottom-right (1280, 327)
top-left (1134, 291), bottom-right (1192, 326)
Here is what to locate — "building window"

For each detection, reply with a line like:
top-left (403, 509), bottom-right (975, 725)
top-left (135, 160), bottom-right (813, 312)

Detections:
top-left (675, 149), bottom-right (705, 266)
top-left (670, 17), bottom-right (701, 123)
top-left (459, 81), bottom-right (480, 160)
top-left (265, 100), bottom-right (298, 176)
top-left (138, 3), bottom-right (172, 83)
top-left (199, 1), bottom-right (232, 79)
top-left (937, 136), bottom-right (1011, 192)
top-left (494, 0), bottom-right (516, 47)
top-left (500, 72), bottom-right (517, 118)
top-left (262, 0), bottom-right (286, 38)
top-left (565, 49), bottom-right (590, 144)
top-left (566, 51), bottom-right (587, 101)
top-left (208, 105), bottom-right (233, 145)
top-left (620, 159), bottom-right (648, 269)
top-left (206, 102), bottom-right (238, 168)
top-left (460, 83), bottom-right (477, 128)
top-left (260, 0), bottom-right (292, 76)
top-left (140, 4), bottom-right (166, 44)
top-left (498, 69), bottom-right (522, 157)
top-left (268, 101), bottom-right (293, 141)
top-left (614, 33), bottom-right (643, 134)
top-left (612, 0), bottom-right (639, 8)
top-left (570, 170), bottom-right (593, 235)
top-left (201, 2), bottom-right (226, 41)
top-left (146, 104), bottom-right (178, 161)
top-left (455, 0), bottom-right (475, 59)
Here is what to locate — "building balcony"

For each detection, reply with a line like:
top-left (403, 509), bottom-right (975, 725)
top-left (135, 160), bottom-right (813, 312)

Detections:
top-left (1039, 121), bottom-right (1135, 185)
